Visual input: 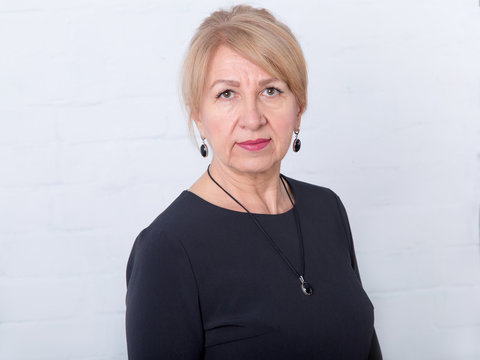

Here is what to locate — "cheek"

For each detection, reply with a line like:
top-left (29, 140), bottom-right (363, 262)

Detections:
top-left (199, 109), bottom-right (236, 148)
top-left (269, 106), bottom-right (297, 136)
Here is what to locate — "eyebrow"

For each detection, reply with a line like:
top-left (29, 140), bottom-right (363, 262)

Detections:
top-left (209, 78), bottom-right (278, 89)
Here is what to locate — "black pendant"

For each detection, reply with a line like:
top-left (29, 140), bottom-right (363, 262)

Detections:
top-left (300, 276), bottom-right (312, 296)
top-left (301, 282), bottom-right (313, 296)
top-left (293, 138), bottom-right (301, 152)
top-left (200, 143), bottom-right (208, 157)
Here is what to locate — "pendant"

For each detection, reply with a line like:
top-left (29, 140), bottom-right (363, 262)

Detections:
top-left (299, 276), bottom-right (313, 296)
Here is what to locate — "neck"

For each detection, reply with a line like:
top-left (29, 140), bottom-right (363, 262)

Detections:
top-left (207, 159), bottom-right (292, 214)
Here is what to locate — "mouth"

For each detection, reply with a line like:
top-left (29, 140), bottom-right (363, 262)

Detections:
top-left (237, 138), bottom-right (271, 152)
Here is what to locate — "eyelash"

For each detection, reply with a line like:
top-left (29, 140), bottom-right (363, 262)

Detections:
top-left (215, 87), bottom-right (283, 99)
top-left (216, 89), bottom-right (234, 99)
top-left (263, 87), bottom-right (283, 96)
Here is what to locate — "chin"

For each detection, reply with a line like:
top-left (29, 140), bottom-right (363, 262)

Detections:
top-left (229, 155), bottom-right (282, 176)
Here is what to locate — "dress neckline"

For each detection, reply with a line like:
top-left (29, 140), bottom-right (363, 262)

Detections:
top-left (182, 175), bottom-right (297, 217)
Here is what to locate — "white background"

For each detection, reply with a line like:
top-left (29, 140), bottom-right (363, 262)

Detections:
top-left (1, 0), bottom-right (479, 359)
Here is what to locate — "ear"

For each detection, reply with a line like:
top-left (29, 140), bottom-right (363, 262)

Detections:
top-left (295, 104), bottom-right (304, 130)
top-left (191, 111), bottom-right (205, 138)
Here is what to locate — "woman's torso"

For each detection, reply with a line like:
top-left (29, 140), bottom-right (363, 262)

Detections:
top-left (126, 177), bottom-right (375, 359)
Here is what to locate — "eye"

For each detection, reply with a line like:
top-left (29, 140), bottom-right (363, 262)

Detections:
top-left (216, 89), bottom-right (234, 99)
top-left (263, 87), bottom-right (282, 96)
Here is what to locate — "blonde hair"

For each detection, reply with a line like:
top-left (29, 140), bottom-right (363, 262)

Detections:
top-left (181, 5), bottom-right (308, 139)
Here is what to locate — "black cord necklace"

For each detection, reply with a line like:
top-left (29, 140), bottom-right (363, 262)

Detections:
top-left (207, 165), bottom-right (313, 296)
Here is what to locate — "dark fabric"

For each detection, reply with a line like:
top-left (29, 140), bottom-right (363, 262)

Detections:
top-left (126, 177), bottom-right (382, 359)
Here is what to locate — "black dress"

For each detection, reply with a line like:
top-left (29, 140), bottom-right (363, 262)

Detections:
top-left (126, 177), bottom-right (382, 359)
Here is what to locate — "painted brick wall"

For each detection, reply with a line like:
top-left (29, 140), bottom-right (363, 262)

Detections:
top-left (1, 0), bottom-right (479, 359)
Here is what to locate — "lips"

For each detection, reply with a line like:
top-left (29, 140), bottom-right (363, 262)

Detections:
top-left (237, 138), bottom-right (271, 151)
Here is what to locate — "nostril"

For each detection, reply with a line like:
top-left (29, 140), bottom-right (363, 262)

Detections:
top-left (239, 107), bottom-right (264, 128)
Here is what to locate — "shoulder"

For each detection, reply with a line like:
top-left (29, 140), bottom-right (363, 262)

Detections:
top-left (141, 190), bottom-right (211, 239)
top-left (126, 192), bottom-right (200, 279)
top-left (126, 224), bottom-right (191, 285)
top-left (282, 176), bottom-right (352, 229)
top-left (127, 189), bottom-right (217, 265)
top-left (283, 176), bottom-right (344, 208)
top-left (283, 177), bottom-right (358, 267)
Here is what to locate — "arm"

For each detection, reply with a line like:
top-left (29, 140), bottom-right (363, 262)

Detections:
top-left (126, 228), bottom-right (204, 359)
top-left (332, 191), bottom-right (383, 360)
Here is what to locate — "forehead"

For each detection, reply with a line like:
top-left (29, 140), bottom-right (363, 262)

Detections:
top-left (206, 45), bottom-right (272, 84)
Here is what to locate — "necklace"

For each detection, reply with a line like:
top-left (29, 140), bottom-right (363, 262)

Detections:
top-left (207, 165), bottom-right (313, 296)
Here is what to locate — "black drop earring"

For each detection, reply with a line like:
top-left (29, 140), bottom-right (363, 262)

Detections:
top-left (200, 138), bottom-right (209, 157)
top-left (292, 130), bottom-right (301, 152)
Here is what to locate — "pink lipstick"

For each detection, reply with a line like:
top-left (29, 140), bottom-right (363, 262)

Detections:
top-left (237, 138), bottom-right (271, 151)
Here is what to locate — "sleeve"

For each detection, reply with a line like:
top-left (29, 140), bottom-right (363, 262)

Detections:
top-left (331, 191), bottom-right (383, 360)
top-left (125, 228), bottom-right (204, 359)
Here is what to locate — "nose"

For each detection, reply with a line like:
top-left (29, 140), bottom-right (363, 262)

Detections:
top-left (238, 97), bottom-right (266, 130)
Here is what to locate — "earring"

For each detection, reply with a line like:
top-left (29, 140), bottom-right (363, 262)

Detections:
top-left (200, 138), bottom-right (208, 157)
top-left (292, 130), bottom-right (301, 152)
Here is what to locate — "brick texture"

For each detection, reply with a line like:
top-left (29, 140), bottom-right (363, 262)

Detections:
top-left (1, 1), bottom-right (479, 359)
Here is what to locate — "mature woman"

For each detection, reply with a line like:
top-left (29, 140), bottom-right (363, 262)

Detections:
top-left (126, 5), bottom-right (382, 359)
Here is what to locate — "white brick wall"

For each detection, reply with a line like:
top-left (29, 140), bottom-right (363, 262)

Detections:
top-left (1, 0), bottom-right (479, 359)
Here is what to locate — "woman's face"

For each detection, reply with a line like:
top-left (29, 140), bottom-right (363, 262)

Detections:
top-left (194, 45), bottom-right (302, 176)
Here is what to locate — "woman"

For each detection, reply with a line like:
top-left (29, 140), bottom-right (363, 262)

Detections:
top-left (126, 5), bottom-right (382, 359)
